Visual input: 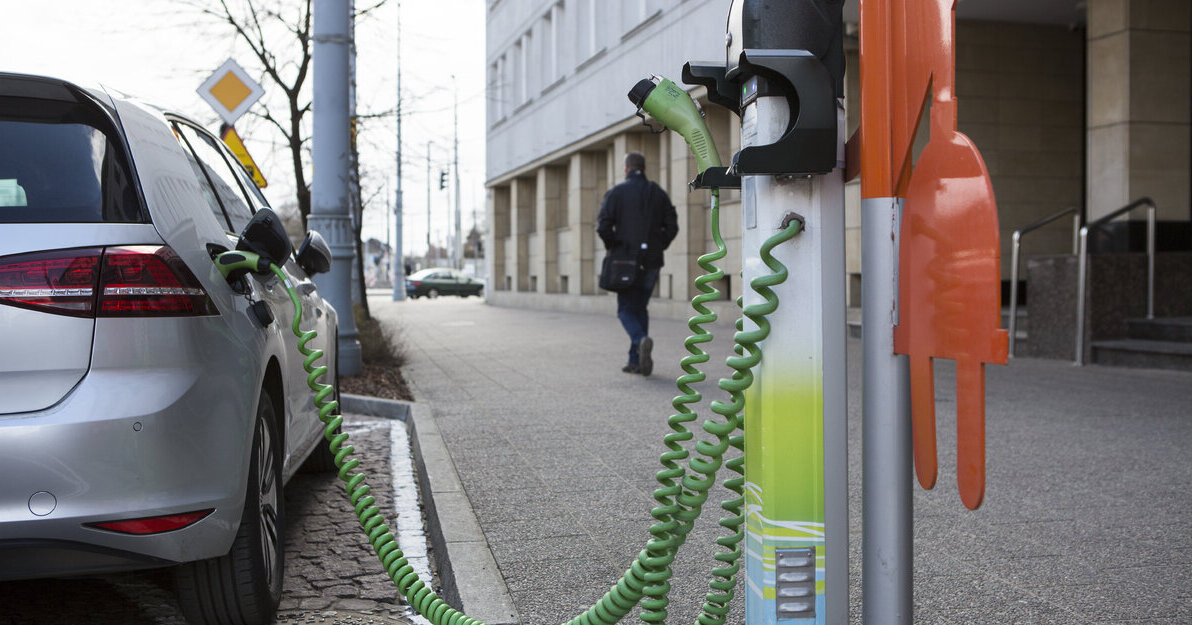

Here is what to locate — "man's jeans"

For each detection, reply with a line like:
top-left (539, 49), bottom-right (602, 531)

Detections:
top-left (617, 267), bottom-right (659, 365)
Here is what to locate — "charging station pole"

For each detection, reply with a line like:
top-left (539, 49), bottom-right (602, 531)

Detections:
top-left (739, 104), bottom-right (847, 625)
top-left (719, 2), bottom-right (848, 623)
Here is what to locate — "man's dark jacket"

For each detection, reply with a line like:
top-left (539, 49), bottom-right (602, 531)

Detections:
top-left (597, 170), bottom-right (679, 269)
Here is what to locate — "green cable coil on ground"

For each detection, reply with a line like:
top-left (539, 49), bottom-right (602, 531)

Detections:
top-left (267, 200), bottom-right (802, 625)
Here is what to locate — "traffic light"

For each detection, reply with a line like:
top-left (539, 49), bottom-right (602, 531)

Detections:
top-left (439, 170), bottom-right (448, 190)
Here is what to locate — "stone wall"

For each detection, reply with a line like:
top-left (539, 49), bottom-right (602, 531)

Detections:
top-left (1025, 251), bottom-right (1192, 360)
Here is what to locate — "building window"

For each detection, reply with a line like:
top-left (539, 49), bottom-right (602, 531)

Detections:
top-left (518, 32), bottom-right (531, 106)
top-left (494, 54), bottom-right (510, 122)
top-left (621, 0), bottom-right (642, 34)
top-left (543, 3), bottom-right (562, 86)
top-left (581, 0), bottom-right (601, 61)
top-left (489, 60), bottom-right (502, 123)
top-left (622, 0), bottom-right (661, 37)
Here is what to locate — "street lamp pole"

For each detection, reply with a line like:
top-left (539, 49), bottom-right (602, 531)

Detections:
top-left (310, 0), bottom-right (362, 375)
top-left (453, 77), bottom-right (462, 270)
top-left (391, 1), bottom-right (405, 300)
top-left (426, 140), bottom-right (432, 266)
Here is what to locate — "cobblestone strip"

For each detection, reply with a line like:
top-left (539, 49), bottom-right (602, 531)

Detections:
top-left (278, 416), bottom-right (416, 619)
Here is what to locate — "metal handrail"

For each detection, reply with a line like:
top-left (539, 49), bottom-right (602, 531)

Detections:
top-left (1008, 207), bottom-right (1080, 357)
top-left (1075, 197), bottom-right (1157, 365)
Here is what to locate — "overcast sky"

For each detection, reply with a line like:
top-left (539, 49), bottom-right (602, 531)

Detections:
top-left (0, 0), bottom-right (487, 256)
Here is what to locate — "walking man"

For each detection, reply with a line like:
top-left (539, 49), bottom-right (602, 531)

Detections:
top-left (597, 152), bottom-right (678, 375)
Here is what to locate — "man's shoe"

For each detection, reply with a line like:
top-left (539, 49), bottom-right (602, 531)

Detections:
top-left (622, 363), bottom-right (640, 374)
top-left (638, 336), bottom-right (654, 376)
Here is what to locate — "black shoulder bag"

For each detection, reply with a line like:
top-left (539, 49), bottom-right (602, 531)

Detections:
top-left (599, 247), bottom-right (642, 292)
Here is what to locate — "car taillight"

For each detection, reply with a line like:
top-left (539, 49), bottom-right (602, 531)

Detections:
top-left (98, 246), bottom-right (217, 316)
top-left (0, 248), bottom-right (101, 316)
top-left (0, 246), bottom-right (217, 318)
top-left (88, 509), bottom-right (214, 535)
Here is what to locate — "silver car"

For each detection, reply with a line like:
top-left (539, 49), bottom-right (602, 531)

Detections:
top-left (0, 72), bottom-right (339, 624)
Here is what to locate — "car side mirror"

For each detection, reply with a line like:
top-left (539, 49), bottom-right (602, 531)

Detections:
top-left (297, 230), bottom-right (332, 275)
top-left (236, 208), bottom-right (293, 267)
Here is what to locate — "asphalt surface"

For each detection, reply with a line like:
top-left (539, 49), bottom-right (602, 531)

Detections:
top-left (0, 414), bottom-right (416, 625)
top-left (371, 295), bottom-right (1192, 625)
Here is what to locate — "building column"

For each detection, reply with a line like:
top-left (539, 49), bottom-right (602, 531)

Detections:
top-left (488, 185), bottom-right (510, 291)
top-left (511, 176), bottom-right (535, 291)
top-left (536, 166), bottom-right (566, 293)
top-left (666, 130), bottom-right (705, 303)
top-left (1087, 0), bottom-right (1191, 221)
top-left (566, 152), bottom-right (606, 294)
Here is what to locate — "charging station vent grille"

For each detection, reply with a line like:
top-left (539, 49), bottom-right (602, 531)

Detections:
top-left (775, 547), bottom-right (816, 620)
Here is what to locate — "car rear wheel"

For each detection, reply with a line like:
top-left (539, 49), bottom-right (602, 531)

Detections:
top-left (427, 288), bottom-right (440, 299)
top-left (176, 389), bottom-right (284, 625)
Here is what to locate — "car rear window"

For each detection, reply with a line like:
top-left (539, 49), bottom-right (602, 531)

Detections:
top-left (0, 96), bottom-right (143, 223)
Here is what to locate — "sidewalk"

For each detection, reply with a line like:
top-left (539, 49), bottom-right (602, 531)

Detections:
top-left (370, 295), bottom-right (1192, 625)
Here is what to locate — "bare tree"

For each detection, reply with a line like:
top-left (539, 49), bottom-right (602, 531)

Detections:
top-left (180, 0), bottom-right (314, 226)
top-left (183, 0), bottom-right (394, 320)
top-left (182, 0), bottom-right (388, 230)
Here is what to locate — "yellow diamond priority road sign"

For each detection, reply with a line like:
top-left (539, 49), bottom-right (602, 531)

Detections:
top-left (198, 59), bottom-right (264, 126)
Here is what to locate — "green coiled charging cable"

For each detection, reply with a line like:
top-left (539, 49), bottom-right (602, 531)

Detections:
top-left (223, 186), bottom-right (802, 625)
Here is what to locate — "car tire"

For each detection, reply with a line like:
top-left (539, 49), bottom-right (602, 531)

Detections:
top-left (176, 389), bottom-right (284, 625)
top-left (302, 335), bottom-right (341, 473)
top-left (427, 288), bottom-right (439, 299)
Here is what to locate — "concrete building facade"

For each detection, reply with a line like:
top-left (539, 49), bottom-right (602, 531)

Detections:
top-left (485, 0), bottom-right (1191, 334)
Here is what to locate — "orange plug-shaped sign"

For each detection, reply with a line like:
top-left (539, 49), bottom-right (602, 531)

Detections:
top-left (895, 108), bottom-right (1008, 511)
top-left (860, 0), bottom-right (1008, 510)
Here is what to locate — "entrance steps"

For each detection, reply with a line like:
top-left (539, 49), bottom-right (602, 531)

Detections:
top-left (1092, 317), bottom-right (1192, 371)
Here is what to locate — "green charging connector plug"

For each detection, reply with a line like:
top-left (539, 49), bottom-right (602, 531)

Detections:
top-left (215, 250), bottom-right (270, 282)
top-left (628, 76), bottom-right (722, 174)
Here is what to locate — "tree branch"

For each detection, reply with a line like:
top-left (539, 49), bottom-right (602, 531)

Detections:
top-left (353, 0), bottom-right (390, 19)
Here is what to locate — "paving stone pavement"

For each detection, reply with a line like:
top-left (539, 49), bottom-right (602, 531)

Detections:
top-left (371, 296), bottom-right (1192, 625)
top-left (0, 415), bottom-right (417, 625)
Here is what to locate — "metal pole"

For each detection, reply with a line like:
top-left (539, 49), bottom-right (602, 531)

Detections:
top-left (392, 1), bottom-right (406, 300)
top-left (861, 197), bottom-right (914, 625)
top-left (1071, 212), bottom-right (1080, 254)
top-left (1147, 205), bottom-right (1155, 319)
top-left (348, 2), bottom-right (363, 305)
top-left (1008, 230), bottom-right (1021, 357)
top-left (426, 141), bottom-right (432, 266)
top-left (1075, 227), bottom-right (1088, 365)
top-left (453, 78), bottom-right (462, 271)
top-left (310, 0), bottom-right (362, 375)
